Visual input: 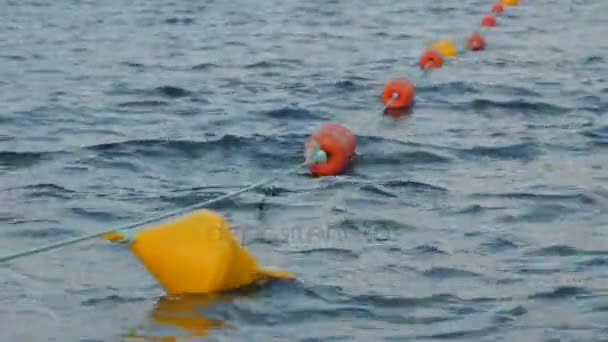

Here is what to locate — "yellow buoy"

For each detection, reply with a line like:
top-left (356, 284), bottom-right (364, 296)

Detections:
top-left (104, 209), bottom-right (294, 295)
top-left (427, 39), bottom-right (457, 57)
top-left (501, 0), bottom-right (519, 6)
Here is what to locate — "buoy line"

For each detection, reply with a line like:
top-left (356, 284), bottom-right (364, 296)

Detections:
top-left (2, 0), bottom-right (523, 297)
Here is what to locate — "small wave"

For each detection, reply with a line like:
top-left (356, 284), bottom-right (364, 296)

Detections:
top-left (82, 295), bottom-right (148, 306)
top-left (121, 61), bottom-right (145, 69)
top-left (244, 61), bottom-right (276, 69)
top-left (351, 293), bottom-right (460, 309)
top-left (479, 237), bottom-right (519, 253)
top-left (470, 191), bottom-right (596, 205)
top-left (356, 150), bottom-right (452, 166)
top-left (407, 245), bottom-right (449, 255)
top-left (497, 305), bottom-right (528, 317)
top-left (154, 85), bottom-right (192, 98)
top-left (456, 142), bottom-right (541, 161)
top-left (69, 207), bottom-right (128, 221)
top-left (289, 248), bottom-right (359, 259)
top-left (0, 213), bottom-right (16, 223)
top-left (245, 58), bottom-right (303, 69)
top-left (2, 216), bottom-right (60, 225)
top-left (0, 55), bottom-right (26, 61)
top-left (225, 40), bottom-right (247, 47)
top-left (418, 326), bottom-right (499, 340)
top-left (338, 217), bottom-right (416, 234)
top-left (514, 267), bottom-right (560, 275)
top-left (526, 245), bottom-right (608, 257)
top-left (117, 100), bottom-right (170, 108)
top-left (468, 98), bottom-right (568, 115)
top-left (276, 307), bottom-right (374, 322)
top-left (451, 204), bottom-right (496, 215)
top-left (576, 258), bottom-right (608, 267)
top-left (381, 179), bottom-right (448, 193)
top-left (359, 184), bottom-right (398, 198)
top-left (584, 56), bottom-right (604, 64)
top-left (159, 192), bottom-right (275, 212)
top-left (2, 183), bottom-right (76, 200)
top-left (191, 63), bottom-right (218, 70)
top-left (243, 237), bottom-right (285, 247)
top-left (87, 159), bottom-right (142, 173)
top-left (4, 227), bottom-right (76, 239)
top-left (529, 286), bottom-right (590, 299)
top-left (215, 303), bottom-right (371, 327)
top-left (261, 107), bottom-right (326, 120)
top-left (592, 305), bottom-right (608, 312)
top-left (575, 95), bottom-right (603, 112)
top-left (297, 284), bottom-right (349, 303)
top-left (356, 135), bottom-right (414, 148)
top-left (421, 267), bottom-right (481, 279)
top-left (492, 85), bottom-right (543, 97)
top-left (158, 190), bottom-right (225, 207)
top-left (418, 81), bottom-right (481, 96)
top-left (294, 5), bottom-right (339, 17)
top-left (164, 17), bottom-right (195, 25)
top-left (85, 135), bottom-right (303, 159)
top-left (582, 125), bottom-right (608, 145)
top-left (331, 80), bottom-right (357, 89)
top-left (497, 204), bottom-right (576, 223)
top-left (0, 151), bottom-right (48, 169)
top-left (2, 183), bottom-right (73, 193)
top-left (429, 6), bottom-right (458, 14)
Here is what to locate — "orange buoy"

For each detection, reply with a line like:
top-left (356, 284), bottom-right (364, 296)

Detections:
top-left (481, 15), bottom-right (496, 27)
top-left (304, 122), bottom-right (356, 176)
top-left (381, 79), bottom-right (415, 109)
top-left (467, 32), bottom-right (486, 51)
top-left (491, 3), bottom-right (504, 13)
top-left (419, 50), bottom-right (444, 69)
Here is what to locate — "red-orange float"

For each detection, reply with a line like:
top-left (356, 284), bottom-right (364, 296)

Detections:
top-left (381, 79), bottom-right (415, 109)
top-left (491, 3), bottom-right (504, 13)
top-left (481, 15), bottom-right (496, 27)
top-left (467, 32), bottom-right (486, 51)
top-left (419, 50), bottom-right (444, 69)
top-left (304, 123), bottom-right (356, 176)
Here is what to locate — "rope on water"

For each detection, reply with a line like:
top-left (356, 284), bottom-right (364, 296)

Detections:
top-left (0, 154), bottom-right (327, 264)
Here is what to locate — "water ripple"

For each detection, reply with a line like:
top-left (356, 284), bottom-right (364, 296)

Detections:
top-left (3, 0), bottom-right (608, 340)
top-left (529, 286), bottom-right (591, 300)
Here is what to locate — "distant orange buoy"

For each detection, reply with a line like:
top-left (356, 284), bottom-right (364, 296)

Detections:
top-left (481, 15), bottom-right (496, 27)
top-left (305, 123), bottom-right (356, 176)
top-left (491, 3), bottom-right (504, 13)
top-left (381, 79), bottom-right (415, 109)
top-left (419, 50), bottom-right (444, 69)
top-left (467, 32), bottom-right (486, 51)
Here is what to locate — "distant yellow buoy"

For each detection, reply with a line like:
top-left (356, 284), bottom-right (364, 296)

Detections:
top-left (106, 210), bottom-right (294, 295)
top-left (427, 39), bottom-right (457, 57)
top-left (501, 0), bottom-right (519, 6)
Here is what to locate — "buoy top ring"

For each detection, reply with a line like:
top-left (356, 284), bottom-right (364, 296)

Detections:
top-left (381, 79), bottom-right (415, 109)
top-left (419, 50), bottom-right (444, 69)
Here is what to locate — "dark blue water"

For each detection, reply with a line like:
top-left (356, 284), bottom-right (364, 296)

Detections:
top-left (2, 0), bottom-right (608, 340)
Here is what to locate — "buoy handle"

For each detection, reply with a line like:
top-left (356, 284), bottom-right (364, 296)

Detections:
top-left (304, 139), bottom-right (328, 166)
